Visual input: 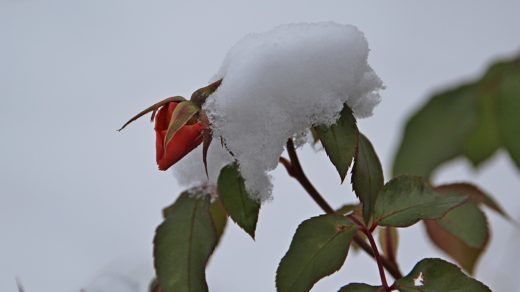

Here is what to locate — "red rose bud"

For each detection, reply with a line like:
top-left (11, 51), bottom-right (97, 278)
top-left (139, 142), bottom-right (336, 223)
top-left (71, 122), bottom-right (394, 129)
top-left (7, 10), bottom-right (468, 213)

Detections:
top-left (154, 102), bottom-right (204, 171)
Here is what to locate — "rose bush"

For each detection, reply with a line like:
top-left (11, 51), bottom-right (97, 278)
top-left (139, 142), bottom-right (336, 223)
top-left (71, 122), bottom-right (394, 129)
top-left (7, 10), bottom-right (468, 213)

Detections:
top-left (118, 24), bottom-right (518, 292)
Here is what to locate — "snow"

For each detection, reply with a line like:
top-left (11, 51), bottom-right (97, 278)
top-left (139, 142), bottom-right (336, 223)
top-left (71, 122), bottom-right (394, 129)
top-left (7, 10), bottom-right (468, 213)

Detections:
top-left (177, 22), bottom-right (383, 201)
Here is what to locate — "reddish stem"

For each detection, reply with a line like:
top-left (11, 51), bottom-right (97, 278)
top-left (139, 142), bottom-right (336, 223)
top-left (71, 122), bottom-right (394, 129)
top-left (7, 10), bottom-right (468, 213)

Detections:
top-left (347, 215), bottom-right (389, 291)
top-left (384, 227), bottom-right (397, 265)
top-left (365, 227), bottom-right (390, 291)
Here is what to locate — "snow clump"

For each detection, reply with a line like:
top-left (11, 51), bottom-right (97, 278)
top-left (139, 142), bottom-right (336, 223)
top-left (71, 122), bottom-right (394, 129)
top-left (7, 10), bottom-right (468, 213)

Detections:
top-left (179, 22), bottom-right (383, 202)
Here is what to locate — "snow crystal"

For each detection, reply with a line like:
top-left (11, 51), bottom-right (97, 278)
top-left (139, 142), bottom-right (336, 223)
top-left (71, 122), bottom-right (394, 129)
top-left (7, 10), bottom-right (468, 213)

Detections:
top-left (186, 184), bottom-right (219, 202)
top-left (180, 22), bottom-right (383, 201)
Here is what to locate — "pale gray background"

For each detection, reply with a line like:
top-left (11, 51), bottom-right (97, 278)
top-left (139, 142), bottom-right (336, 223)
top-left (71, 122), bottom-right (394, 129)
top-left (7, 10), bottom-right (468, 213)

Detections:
top-left (1, 1), bottom-right (520, 291)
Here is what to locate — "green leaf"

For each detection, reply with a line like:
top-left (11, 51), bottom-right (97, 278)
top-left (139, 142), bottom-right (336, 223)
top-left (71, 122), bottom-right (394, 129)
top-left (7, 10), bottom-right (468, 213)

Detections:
top-left (315, 105), bottom-right (358, 182)
top-left (276, 214), bottom-right (357, 292)
top-left (437, 202), bottom-right (488, 249)
top-left (209, 198), bottom-right (228, 250)
top-left (217, 163), bottom-right (260, 239)
top-left (373, 176), bottom-right (467, 227)
top-left (352, 133), bottom-right (384, 222)
top-left (393, 56), bottom-right (520, 177)
top-left (435, 183), bottom-right (510, 220)
top-left (424, 218), bottom-right (487, 274)
top-left (392, 84), bottom-right (478, 178)
top-left (463, 74), bottom-right (501, 166)
top-left (378, 227), bottom-right (398, 263)
top-left (394, 258), bottom-right (490, 291)
top-left (497, 59), bottom-right (520, 169)
top-left (154, 193), bottom-right (216, 292)
top-left (339, 283), bottom-right (381, 292)
top-left (164, 100), bottom-right (200, 148)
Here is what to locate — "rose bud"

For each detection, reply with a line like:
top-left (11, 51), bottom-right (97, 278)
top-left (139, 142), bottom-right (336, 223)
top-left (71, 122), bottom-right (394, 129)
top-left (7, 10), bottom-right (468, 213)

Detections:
top-left (118, 81), bottom-right (222, 172)
top-left (154, 101), bottom-right (204, 171)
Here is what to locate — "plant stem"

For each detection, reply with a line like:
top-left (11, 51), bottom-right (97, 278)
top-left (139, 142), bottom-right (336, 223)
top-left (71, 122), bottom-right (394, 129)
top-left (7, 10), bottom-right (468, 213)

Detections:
top-left (347, 214), bottom-right (390, 290)
top-left (284, 140), bottom-right (334, 214)
top-left (365, 227), bottom-right (390, 291)
top-left (281, 139), bottom-right (403, 280)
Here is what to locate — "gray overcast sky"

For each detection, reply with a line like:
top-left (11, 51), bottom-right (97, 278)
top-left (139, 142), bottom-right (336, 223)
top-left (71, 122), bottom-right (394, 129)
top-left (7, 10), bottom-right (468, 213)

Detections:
top-left (1, 1), bottom-right (520, 291)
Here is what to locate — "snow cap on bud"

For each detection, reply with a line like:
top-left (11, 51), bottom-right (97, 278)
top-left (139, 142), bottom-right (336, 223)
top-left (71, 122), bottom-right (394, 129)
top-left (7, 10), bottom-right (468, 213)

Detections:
top-left (179, 22), bottom-right (383, 201)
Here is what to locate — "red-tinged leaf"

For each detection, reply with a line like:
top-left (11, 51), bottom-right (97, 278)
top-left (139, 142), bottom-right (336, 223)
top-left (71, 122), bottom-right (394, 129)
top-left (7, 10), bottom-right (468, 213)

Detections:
top-left (437, 202), bottom-right (488, 249)
top-left (163, 101), bottom-right (200, 149)
top-left (424, 218), bottom-right (487, 274)
top-left (378, 227), bottom-right (398, 264)
top-left (422, 188), bottom-right (489, 273)
top-left (118, 96), bottom-right (186, 131)
top-left (435, 183), bottom-right (510, 220)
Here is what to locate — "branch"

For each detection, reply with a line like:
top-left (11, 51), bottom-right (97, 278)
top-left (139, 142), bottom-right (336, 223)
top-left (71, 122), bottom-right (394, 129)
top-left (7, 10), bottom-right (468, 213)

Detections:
top-left (281, 139), bottom-right (403, 279)
top-left (284, 140), bottom-right (334, 214)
